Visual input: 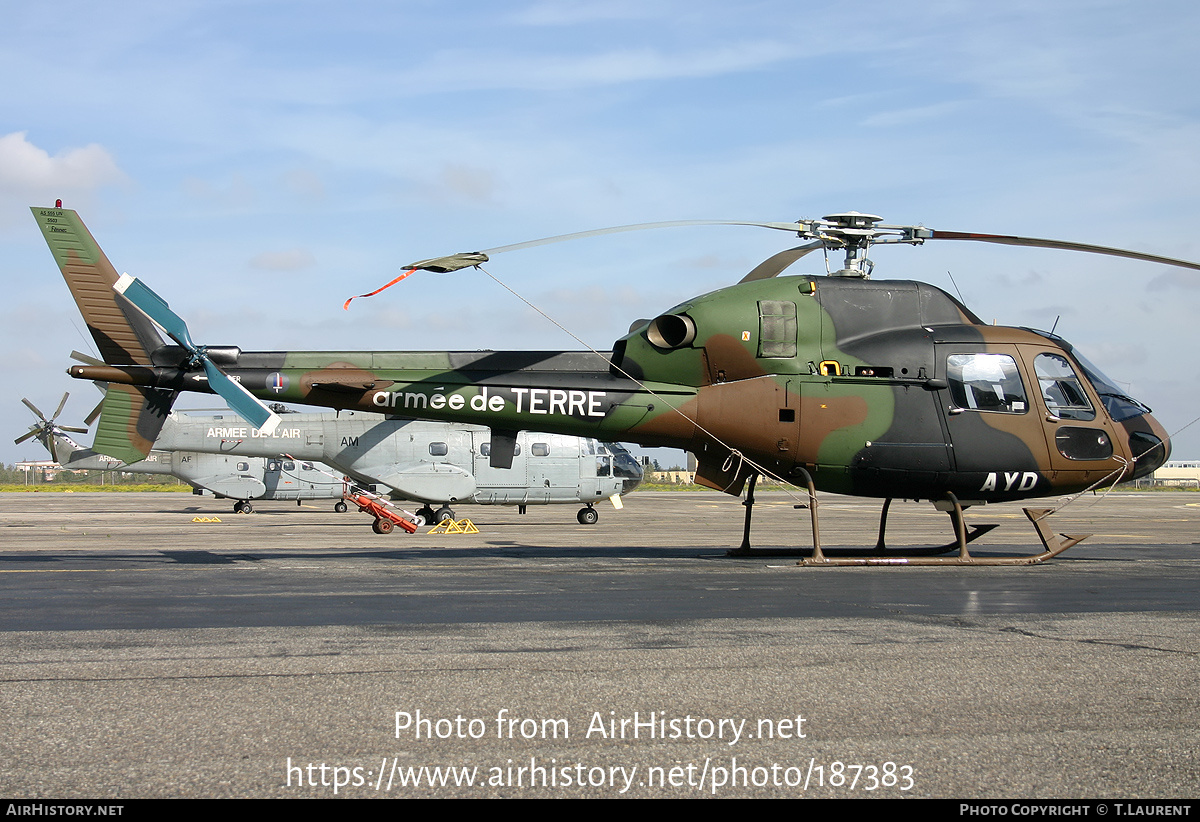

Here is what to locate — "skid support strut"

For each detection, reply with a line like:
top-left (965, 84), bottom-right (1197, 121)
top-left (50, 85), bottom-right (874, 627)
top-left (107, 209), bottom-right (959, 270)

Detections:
top-left (726, 468), bottom-right (819, 557)
top-left (799, 495), bottom-right (1089, 566)
top-left (734, 472), bottom-right (758, 555)
top-left (873, 498), bottom-right (999, 556)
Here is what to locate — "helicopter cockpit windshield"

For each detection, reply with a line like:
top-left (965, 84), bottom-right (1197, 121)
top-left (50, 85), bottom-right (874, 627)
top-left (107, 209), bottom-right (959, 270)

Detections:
top-left (1031, 332), bottom-right (1153, 422)
top-left (1069, 351), bottom-right (1153, 422)
top-left (582, 439), bottom-right (643, 495)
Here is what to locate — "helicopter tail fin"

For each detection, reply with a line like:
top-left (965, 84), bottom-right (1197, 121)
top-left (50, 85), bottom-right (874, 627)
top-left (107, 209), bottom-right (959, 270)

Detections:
top-left (31, 206), bottom-right (165, 365)
top-left (90, 384), bottom-right (178, 464)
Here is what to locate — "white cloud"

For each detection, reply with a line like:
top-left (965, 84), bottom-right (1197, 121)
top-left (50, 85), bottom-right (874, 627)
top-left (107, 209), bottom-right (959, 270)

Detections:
top-left (181, 174), bottom-right (257, 208)
top-left (0, 133), bottom-right (125, 222)
top-left (0, 132), bottom-right (124, 192)
top-left (436, 164), bottom-right (498, 204)
top-left (861, 102), bottom-right (965, 129)
top-left (249, 249), bottom-right (315, 271)
top-left (1147, 269), bottom-right (1200, 292)
top-left (384, 41), bottom-right (801, 96)
top-left (280, 169), bottom-right (326, 202)
top-left (514, 0), bottom-right (661, 26)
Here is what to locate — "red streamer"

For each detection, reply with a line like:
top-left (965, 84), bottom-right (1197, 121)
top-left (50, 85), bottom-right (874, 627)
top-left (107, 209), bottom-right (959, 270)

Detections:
top-left (343, 268), bottom-right (418, 310)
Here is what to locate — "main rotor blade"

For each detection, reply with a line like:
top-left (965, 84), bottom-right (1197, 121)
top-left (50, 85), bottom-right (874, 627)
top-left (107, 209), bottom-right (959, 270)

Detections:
top-left (929, 230), bottom-right (1200, 271)
top-left (401, 216), bottom-right (1200, 279)
top-left (481, 219), bottom-right (804, 256)
top-left (114, 274), bottom-right (196, 349)
top-left (739, 241), bottom-right (825, 283)
top-left (52, 392), bottom-right (69, 421)
top-left (403, 220), bottom-right (806, 272)
top-left (14, 430), bottom-right (37, 445)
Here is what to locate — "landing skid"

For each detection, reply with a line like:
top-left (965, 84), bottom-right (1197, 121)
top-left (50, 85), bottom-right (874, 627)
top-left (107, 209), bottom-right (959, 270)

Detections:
top-left (727, 472), bottom-right (1089, 566)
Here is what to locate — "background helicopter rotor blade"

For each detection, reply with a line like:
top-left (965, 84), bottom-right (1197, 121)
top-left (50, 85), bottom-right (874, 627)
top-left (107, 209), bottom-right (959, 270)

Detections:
top-left (927, 230), bottom-right (1200, 271)
top-left (113, 274), bottom-right (281, 434)
top-left (16, 392), bottom-right (79, 464)
top-left (83, 400), bottom-right (104, 427)
top-left (21, 397), bottom-right (45, 420)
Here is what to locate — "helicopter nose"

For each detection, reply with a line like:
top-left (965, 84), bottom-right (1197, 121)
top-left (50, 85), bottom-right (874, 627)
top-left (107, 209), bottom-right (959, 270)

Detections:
top-left (1125, 413), bottom-right (1171, 481)
top-left (612, 452), bottom-right (644, 494)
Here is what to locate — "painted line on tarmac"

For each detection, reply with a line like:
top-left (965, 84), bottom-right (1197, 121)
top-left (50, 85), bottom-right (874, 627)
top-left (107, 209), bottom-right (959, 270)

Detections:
top-left (0, 568), bottom-right (153, 574)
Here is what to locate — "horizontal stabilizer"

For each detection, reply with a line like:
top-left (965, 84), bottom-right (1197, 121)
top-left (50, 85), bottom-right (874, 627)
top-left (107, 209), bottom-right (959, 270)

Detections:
top-left (92, 384), bottom-right (178, 464)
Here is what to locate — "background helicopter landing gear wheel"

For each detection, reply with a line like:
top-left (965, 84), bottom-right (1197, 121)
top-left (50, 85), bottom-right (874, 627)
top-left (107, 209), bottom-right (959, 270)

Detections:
top-left (417, 505), bottom-right (436, 523)
top-left (434, 506), bottom-right (454, 523)
top-left (372, 518), bottom-right (395, 534)
top-left (334, 500), bottom-right (348, 513)
top-left (577, 506), bottom-right (598, 525)
top-left (234, 500), bottom-right (252, 514)
top-left (410, 514), bottom-right (426, 527)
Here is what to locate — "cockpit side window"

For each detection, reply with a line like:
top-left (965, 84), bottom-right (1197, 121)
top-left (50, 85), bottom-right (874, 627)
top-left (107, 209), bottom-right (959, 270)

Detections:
top-left (1034, 353), bottom-right (1095, 421)
top-left (947, 353), bottom-right (1028, 414)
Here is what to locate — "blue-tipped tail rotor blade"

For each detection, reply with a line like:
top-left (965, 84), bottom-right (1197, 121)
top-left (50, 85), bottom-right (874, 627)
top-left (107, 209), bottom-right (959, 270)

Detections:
top-left (114, 273), bottom-right (195, 349)
top-left (202, 360), bottom-right (281, 434)
top-left (113, 273), bottom-right (280, 434)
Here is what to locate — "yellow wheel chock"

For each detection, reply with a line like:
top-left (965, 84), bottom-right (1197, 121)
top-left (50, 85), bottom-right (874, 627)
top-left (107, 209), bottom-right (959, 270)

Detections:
top-left (427, 518), bottom-right (479, 534)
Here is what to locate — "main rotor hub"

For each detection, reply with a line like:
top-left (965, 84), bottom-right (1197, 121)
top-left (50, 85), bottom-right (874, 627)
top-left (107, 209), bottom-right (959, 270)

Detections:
top-left (821, 211), bottom-right (883, 229)
top-left (793, 212), bottom-right (931, 278)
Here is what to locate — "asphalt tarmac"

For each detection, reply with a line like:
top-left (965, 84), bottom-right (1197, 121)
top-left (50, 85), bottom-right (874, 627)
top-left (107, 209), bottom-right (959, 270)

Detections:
top-left (1, 490), bottom-right (1197, 798)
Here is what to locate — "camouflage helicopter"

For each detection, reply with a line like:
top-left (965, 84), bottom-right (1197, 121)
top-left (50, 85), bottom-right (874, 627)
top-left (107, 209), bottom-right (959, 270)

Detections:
top-left (33, 206), bottom-right (1199, 564)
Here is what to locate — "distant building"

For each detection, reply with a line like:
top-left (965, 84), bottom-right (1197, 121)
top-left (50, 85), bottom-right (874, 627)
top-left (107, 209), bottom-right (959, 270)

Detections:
top-left (14, 459), bottom-right (62, 482)
top-left (13, 460), bottom-right (127, 484)
top-left (1130, 460), bottom-right (1200, 489)
top-left (648, 470), bottom-right (696, 485)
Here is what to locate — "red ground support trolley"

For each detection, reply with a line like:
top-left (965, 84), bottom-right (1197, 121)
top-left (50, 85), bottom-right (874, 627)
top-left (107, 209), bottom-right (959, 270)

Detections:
top-left (344, 491), bottom-right (419, 534)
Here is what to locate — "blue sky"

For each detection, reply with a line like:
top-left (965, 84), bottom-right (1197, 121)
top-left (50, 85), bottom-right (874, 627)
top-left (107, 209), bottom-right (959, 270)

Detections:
top-left (4, 0), bottom-right (1200, 468)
